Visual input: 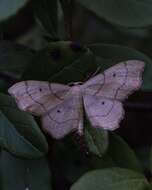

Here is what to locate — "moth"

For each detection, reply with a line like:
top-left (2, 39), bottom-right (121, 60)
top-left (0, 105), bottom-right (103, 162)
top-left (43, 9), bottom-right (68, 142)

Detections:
top-left (8, 60), bottom-right (145, 139)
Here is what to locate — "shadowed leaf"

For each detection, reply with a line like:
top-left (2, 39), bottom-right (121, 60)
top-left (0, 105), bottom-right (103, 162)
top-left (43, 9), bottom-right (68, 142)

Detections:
top-left (71, 168), bottom-right (151, 190)
top-left (76, 0), bottom-right (152, 27)
top-left (0, 150), bottom-right (52, 190)
top-left (0, 93), bottom-right (48, 158)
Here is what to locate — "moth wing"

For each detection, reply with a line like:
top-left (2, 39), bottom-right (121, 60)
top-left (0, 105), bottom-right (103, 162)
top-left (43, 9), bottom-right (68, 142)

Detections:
top-left (83, 60), bottom-right (145, 100)
top-left (83, 94), bottom-right (124, 130)
top-left (41, 95), bottom-right (83, 139)
top-left (8, 80), bottom-right (70, 116)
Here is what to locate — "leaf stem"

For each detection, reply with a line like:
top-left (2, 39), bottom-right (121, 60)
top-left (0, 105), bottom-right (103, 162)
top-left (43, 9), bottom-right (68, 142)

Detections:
top-left (60, 0), bottom-right (75, 40)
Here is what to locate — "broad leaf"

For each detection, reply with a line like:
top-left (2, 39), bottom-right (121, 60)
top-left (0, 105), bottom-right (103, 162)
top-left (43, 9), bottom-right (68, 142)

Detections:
top-left (32, 0), bottom-right (58, 38)
top-left (71, 168), bottom-right (151, 190)
top-left (0, 0), bottom-right (29, 22)
top-left (0, 41), bottom-right (34, 92)
top-left (107, 133), bottom-right (142, 172)
top-left (84, 123), bottom-right (108, 157)
top-left (76, 0), bottom-right (152, 27)
top-left (136, 146), bottom-right (150, 172)
top-left (23, 41), bottom-right (97, 83)
top-left (0, 150), bottom-right (52, 190)
top-left (0, 93), bottom-right (48, 158)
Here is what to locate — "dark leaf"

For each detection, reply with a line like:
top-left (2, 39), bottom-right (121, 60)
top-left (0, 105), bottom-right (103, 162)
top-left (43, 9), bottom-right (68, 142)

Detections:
top-left (0, 150), bottom-right (52, 190)
top-left (76, 0), bottom-right (152, 27)
top-left (0, 93), bottom-right (48, 158)
top-left (32, 0), bottom-right (58, 39)
top-left (84, 122), bottom-right (108, 157)
top-left (23, 41), bottom-right (97, 83)
top-left (0, 0), bottom-right (29, 22)
top-left (107, 133), bottom-right (142, 172)
top-left (0, 41), bottom-right (34, 91)
top-left (71, 168), bottom-right (151, 190)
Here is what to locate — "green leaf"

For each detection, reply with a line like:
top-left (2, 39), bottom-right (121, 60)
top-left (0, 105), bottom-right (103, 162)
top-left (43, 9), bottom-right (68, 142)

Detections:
top-left (107, 133), bottom-right (142, 172)
top-left (0, 41), bottom-right (34, 92)
top-left (71, 168), bottom-right (151, 190)
top-left (22, 42), bottom-right (152, 92)
top-left (49, 47), bottom-right (96, 83)
top-left (89, 43), bottom-right (152, 91)
top-left (0, 0), bottom-right (29, 22)
top-left (0, 41), bottom-right (34, 79)
top-left (0, 93), bottom-right (48, 158)
top-left (59, 0), bottom-right (75, 39)
top-left (23, 41), bottom-right (97, 83)
top-left (76, 0), bottom-right (152, 27)
top-left (135, 146), bottom-right (150, 172)
top-left (0, 150), bottom-right (52, 190)
top-left (86, 134), bottom-right (142, 172)
top-left (84, 122), bottom-right (109, 157)
top-left (32, 0), bottom-right (58, 38)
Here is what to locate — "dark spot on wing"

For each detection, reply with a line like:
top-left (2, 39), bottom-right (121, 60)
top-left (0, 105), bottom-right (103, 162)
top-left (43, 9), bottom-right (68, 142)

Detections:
top-left (39, 88), bottom-right (42, 92)
top-left (113, 73), bottom-right (116, 77)
top-left (102, 101), bottom-right (105, 105)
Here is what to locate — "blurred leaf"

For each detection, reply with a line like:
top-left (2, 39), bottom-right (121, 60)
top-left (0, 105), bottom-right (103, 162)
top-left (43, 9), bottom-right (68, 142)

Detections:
top-left (0, 0), bottom-right (29, 22)
top-left (25, 41), bottom-right (146, 87)
top-left (87, 133), bottom-right (142, 173)
top-left (0, 150), bottom-right (52, 190)
top-left (0, 41), bottom-right (34, 79)
top-left (72, 4), bottom-right (150, 45)
top-left (107, 133), bottom-right (142, 172)
top-left (115, 27), bottom-right (150, 41)
top-left (49, 47), bottom-right (96, 83)
top-left (32, 0), bottom-right (58, 39)
top-left (76, 0), bottom-right (152, 27)
top-left (0, 93), bottom-right (48, 158)
top-left (71, 167), bottom-right (151, 190)
top-left (23, 41), bottom-right (97, 83)
top-left (59, 0), bottom-right (75, 39)
top-left (89, 43), bottom-right (152, 91)
top-left (84, 123), bottom-right (108, 157)
top-left (0, 41), bottom-right (34, 92)
top-left (135, 146), bottom-right (150, 172)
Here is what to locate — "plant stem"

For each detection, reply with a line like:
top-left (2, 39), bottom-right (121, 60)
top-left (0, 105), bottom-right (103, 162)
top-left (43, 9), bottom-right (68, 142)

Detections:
top-left (60, 0), bottom-right (75, 40)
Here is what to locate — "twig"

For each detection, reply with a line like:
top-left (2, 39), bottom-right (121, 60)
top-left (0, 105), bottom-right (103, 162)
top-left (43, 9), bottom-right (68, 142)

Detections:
top-left (59, 0), bottom-right (75, 40)
top-left (0, 73), bottom-right (19, 85)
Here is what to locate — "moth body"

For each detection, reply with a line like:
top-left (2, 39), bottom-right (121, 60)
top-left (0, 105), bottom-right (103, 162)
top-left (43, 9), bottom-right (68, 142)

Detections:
top-left (8, 60), bottom-right (145, 139)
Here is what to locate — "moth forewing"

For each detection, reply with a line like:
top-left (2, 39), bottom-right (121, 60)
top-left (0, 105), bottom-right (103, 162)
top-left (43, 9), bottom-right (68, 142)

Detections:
top-left (8, 60), bottom-right (145, 139)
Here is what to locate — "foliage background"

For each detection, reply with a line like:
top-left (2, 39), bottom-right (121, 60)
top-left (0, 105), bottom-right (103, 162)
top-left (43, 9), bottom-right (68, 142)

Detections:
top-left (0, 0), bottom-right (152, 190)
